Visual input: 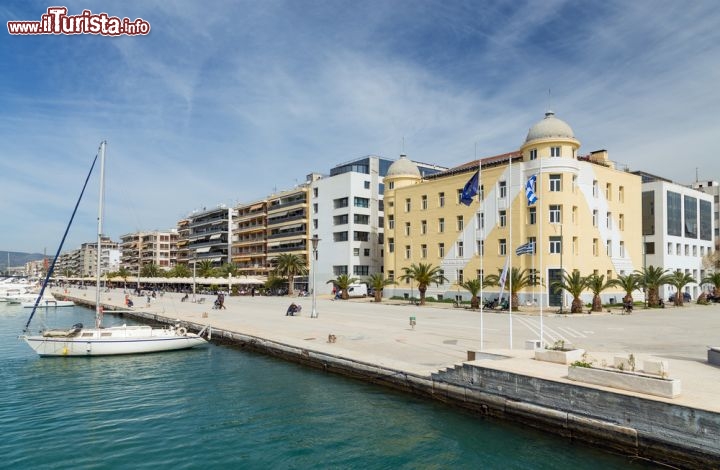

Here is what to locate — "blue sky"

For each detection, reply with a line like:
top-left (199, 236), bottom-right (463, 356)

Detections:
top-left (2, 0), bottom-right (719, 254)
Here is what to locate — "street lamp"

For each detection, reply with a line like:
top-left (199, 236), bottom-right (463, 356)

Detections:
top-left (311, 235), bottom-right (320, 318)
top-left (553, 222), bottom-right (564, 314)
top-left (192, 253), bottom-right (197, 303)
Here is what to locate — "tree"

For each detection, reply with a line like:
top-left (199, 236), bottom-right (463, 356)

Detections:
top-left (586, 274), bottom-right (614, 312)
top-left (264, 276), bottom-right (285, 294)
top-left (398, 263), bottom-right (448, 305)
top-left (701, 272), bottom-right (720, 292)
top-left (197, 260), bottom-right (217, 278)
top-left (551, 271), bottom-right (587, 313)
top-left (665, 271), bottom-right (696, 306)
top-left (273, 253), bottom-right (308, 296)
top-left (484, 267), bottom-right (539, 311)
top-left (326, 274), bottom-right (359, 300)
top-left (609, 273), bottom-right (642, 304)
top-left (635, 266), bottom-right (670, 308)
top-left (140, 263), bottom-right (161, 278)
top-left (169, 264), bottom-right (191, 278)
top-left (117, 266), bottom-right (132, 289)
top-left (219, 262), bottom-right (240, 277)
top-left (367, 273), bottom-right (395, 303)
top-left (460, 279), bottom-right (482, 309)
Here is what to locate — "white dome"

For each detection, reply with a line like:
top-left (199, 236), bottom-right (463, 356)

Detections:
top-left (524, 111), bottom-right (575, 143)
top-left (386, 154), bottom-right (421, 178)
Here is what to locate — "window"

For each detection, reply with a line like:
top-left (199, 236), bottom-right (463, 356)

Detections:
top-left (438, 192), bottom-right (445, 207)
top-left (499, 239), bottom-right (507, 255)
top-left (354, 231), bottom-right (369, 241)
top-left (354, 214), bottom-right (369, 224)
top-left (593, 239), bottom-right (599, 256)
top-left (439, 243), bottom-right (445, 257)
top-left (592, 180), bottom-right (599, 198)
top-left (353, 248), bottom-right (360, 256)
top-left (405, 245), bottom-right (411, 259)
top-left (572, 206), bottom-right (578, 224)
top-left (592, 210), bottom-right (598, 227)
top-left (388, 181), bottom-right (394, 190)
top-left (549, 205), bottom-right (561, 223)
top-left (354, 265), bottom-right (369, 276)
top-left (354, 197), bottom-right (369, 208)
top-left (550, 146), bottom-right (560, 157)
top-left (438, 270), bottom-right (445, 285)
top-left (457, 269), bottom-right (464, 284)
top-left (479, 184), bottom-right (484, 200)
top-left (419, 220), bottom-right (427, 235)
top-left (477, 212), bottom-right (484, 230)
top-left (572, 236), bottom-right (578, 255)
top-left (313, 188), bottom-right (318, 197)
top-left (605, 183), bottom-right (611, 199)
top-left (363, 181), bottom-right (370, 189)
top-left (334, 231), bottom-right (348, 242)
top-left (333, 214), bottom-right (348, 225)
top-left (528, 236), bottom-right (537, 254)
top-left (676, 243), bottom-right (681, 255)
top-left (619, 214), bottom-right (624, 231)
top-left (438, 218), bottom-right (445, 233)
top-left (334, 197), bottom-right (348, 209)
top-left (700, 199), bottom-right (712, 240)
top-left (572, 175), bottom-right (577, 192)
top-left (388, 215), bottom-right (394, 229)
top-left (388, 270), bottom-right (394, 281)
top-left (405, 198), bottom-right (411, 212)
top-left (606, 270), bottom-right (612, 280)
top-left (685, 244), bottom-right (689, 256)
top-left (457, 241), bottom-right (464, 257)
top-left (333, 265), bottom-right (348, 275)
top-left (620, 241), bottom-right (625, 257)
top-left (457, 215), bottom-right (464, 231)
top-left (421, 195), bottom-right (428, 210)
top-left (364, 248), bottom-right (370, 256)
top-left (529, 207), bottom-right (536, 225)
top-left (499, 210), bottom-right (507, 227)
top-left (405, 222), bottom-right (411, 236)
top-left (606, 212), bottom-right (612, 229)
top-left (549, 174), bottom-right (561, 192)
top-left (529, 148), bottom-right (537, 160)
top-left (619, 186), bottom-right (624, 202)
top-left (388, 238), bottom-right (394, 253)
top-left (667, 191), bottom-right (681, 236)
top-left (378, 216), bottom-right (384, 227)
top-left (477, 269), bottom-right (484, 280)
top-left (550, 236), bottom-right (561, 254)
top-left (421, 244), bottom-right (427, 258)
top-left (477, 240), bottom-right (484, 256)
top-left (499, 181), bottom-right (507, 198)
top-left (313, 203), bottom-right (318, 214)
top-left (684, 195), bottom-right (698, 238)
top-left (456, 189), bottom-right (463, 204)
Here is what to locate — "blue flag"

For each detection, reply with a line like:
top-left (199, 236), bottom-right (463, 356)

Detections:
top-left (460, 171), bottom-right (479, 206)
top-left (525, 175), bottom-right (538, 205)
top-left (515, 241), bottom-right (535, 256)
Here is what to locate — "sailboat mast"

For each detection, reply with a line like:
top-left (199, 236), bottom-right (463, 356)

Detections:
top-left (95, 141), bottom-right (106, 328)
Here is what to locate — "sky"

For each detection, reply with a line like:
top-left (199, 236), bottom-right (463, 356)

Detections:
top-left (1, 0), bottom-right (719, 254)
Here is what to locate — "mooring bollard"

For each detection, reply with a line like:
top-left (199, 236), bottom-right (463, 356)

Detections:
top-left (409, 316), bottom-right (416, 329)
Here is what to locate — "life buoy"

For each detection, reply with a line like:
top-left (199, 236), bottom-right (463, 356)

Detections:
top-left (177, 327), bottom-right (187, 336)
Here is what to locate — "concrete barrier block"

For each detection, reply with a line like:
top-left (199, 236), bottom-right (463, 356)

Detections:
top-left (535, 348), bottom-right (585, 364)
top-left (642, 360), bottom-right (669, 376)
top-left (525, 339), bottom-right (542, 350)
top-left (568, 365), bottom-right (681, 399)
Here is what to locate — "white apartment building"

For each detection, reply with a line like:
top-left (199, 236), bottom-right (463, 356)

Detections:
top-left (639, 172), bottom-right (715, 300)
top-left (691, 180), bottom-right (720, 247)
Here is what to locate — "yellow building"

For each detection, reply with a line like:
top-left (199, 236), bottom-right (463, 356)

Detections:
top-left (384, 112), bottom-right (642, 307)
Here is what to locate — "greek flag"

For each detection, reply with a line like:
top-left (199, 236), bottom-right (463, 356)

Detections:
top-left (525, 174), bottom-right (538, 205)
top-left (498, 256), bottom-right (510, 298)
top-left (515, 241), bottom-right (535, 256)
top-left (460, 171), bottom-right (479, 206)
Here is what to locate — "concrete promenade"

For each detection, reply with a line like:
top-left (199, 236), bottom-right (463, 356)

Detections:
top-left (52, 286), bottom-right (720, 414)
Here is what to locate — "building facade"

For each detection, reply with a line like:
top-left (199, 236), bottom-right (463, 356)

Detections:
top-left (641, 174), bottom-right (715, 300)
top-left (120, 230), bottom-right (178, 274)
top-left (232, 199), bottom-right (269, 277)
top-left (384, 111), bottom-right (643, 306)
top-left (176, 206), bottom-right (233, 268)
top-left (266, 184), bottom-right (311, 288)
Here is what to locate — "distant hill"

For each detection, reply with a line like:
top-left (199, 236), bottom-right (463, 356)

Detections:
top-left (0, 251), bottom-right (45, 270)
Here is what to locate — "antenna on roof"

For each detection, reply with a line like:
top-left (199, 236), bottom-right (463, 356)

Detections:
top-left (402, 136), bottom-right (405, 154)
top-left (696, 167), bottom-right (699, 182)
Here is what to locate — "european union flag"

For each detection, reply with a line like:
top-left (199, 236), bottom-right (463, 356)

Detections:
top-left (460, 171), bottom-right (479, 206)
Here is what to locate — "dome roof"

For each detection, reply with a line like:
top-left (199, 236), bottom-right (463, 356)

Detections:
top-left (524, 111), bottom-right (575, 143)
top-left (386, 154), bottom-right (421, 178)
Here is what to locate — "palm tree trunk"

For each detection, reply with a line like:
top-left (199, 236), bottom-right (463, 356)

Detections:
top-left (375, 290), bottom-right (382, 302)
top-left (470, 295), bottom-right (479, 309)
top-left (288, 273), bottom-right (294, 296)
top-left (419, 286), bottom-right (427, 305)
top-left (592, 295), bottom-right (602, 312)
top-left (571, 297), bottom-right (584, 313)
top-left (511, 293), bottom-right (519, 311)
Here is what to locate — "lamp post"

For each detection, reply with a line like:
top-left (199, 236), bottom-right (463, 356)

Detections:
top-left (311, 235), bottom-right (320, 318)
top-left (553, 222), bottom-right (564, 314)
top-left (192, 253), bottom-right (197, 303)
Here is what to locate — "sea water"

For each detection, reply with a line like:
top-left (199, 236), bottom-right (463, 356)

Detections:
top-left (1, 303), bottom-right (657, 469)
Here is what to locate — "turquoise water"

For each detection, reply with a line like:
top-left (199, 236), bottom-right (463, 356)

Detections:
top-left (1, 303), bottom-right (656, 469)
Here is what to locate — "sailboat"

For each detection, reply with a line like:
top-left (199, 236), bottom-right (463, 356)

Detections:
top-left (22, 141), bottom-right (208, 356)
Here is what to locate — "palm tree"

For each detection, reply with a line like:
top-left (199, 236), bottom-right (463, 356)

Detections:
top-left (197, 260), bottom-right (217, 278)
top-left (460, 279), bottom-right (482, 309)
top-left (484, 267), bottom-right (538, 311)
top-left (117, 266), bottom-right (131, 289)
top-left (586, 274), bottom-right (614, 312)
top-left (367, 273), bottom-right (395, 303)
top-left (701, 272), bottom-right (720, 294)
top-left (551, 271), bottom-right (587, 313)
top-left (265, 275), bottom-right (285, 294)
top-left (609, 273), bottom-right (642, 305)
top-left (326, 274), bottom-right (359, 300)
top-left (273, 253), bottom-right (308, 296)
top-left (170, 264), bottom-right (191, 278)
top-left (140, 263), bottom-right (161, 278)
top-left (219, 262), bottom-right (240, 277)
top-left (635, 266), bottom-right (670, 307)
top-left (398, 263), bottom-right (448, 305)
top-left (665, 271), bottom-right (696, 306)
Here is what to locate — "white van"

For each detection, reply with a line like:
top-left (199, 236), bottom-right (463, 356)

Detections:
top-left (347, 283), bottom-right (368, 298)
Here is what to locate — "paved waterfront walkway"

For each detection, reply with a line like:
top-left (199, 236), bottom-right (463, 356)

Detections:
top-left (52, 287), bottom-right (720, 413)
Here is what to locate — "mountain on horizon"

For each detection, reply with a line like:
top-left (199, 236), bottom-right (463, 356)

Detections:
top-left (0, 251), bottom-right (45, 270)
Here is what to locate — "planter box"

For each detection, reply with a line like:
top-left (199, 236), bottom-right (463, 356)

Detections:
top-left (534, 348), bottom-right (585, 364)
top-left (568, 365), bottom-right (681, 398)
top-left (709, 347), bottom-right (720, 366)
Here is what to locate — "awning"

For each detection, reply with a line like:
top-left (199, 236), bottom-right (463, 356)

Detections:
top-left (209, 234), bottom-right (222, 240)
top-left (196, 247), bottom-right (211, 253)
top-left (209, 257), bottom-right (222, 262)
top-left (249, 203), bottom-right (264, 211)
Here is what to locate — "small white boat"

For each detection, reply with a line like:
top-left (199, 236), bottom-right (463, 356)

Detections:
top-left (21, 296), bottom-right (75, 308)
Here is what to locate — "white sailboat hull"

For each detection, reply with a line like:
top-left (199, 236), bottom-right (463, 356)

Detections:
top-left (22, 325), bottom-right (207, 356)
top-left (21, 298), bottom-right (75, 308)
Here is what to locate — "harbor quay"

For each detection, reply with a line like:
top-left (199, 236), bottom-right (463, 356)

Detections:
top-left (52, 286), bottom-right (720, 468)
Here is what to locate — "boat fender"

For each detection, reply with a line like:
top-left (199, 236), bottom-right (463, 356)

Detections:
top-left (177, 327), bottom-right (187, 336)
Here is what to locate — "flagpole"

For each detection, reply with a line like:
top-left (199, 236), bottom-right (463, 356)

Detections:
top-left (477, 151), bottom-right (484, 352)
top-left (539, 155), bottom-right (544, 346)
top-left (509, 155), bottom-right (513, 350)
